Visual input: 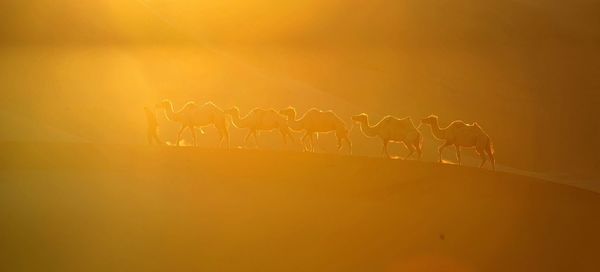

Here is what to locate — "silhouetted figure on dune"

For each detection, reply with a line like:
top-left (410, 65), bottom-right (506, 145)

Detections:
top-left (420, 115), bottom-right (495, 170)
top-left (352, 113), bottom-right (422, 159)
top-left (144, 107), bottom-right (163, 145)
top-left (224, 106), bottom-right (296, 148)
top-left (279, 107), bottom-right (351, 154)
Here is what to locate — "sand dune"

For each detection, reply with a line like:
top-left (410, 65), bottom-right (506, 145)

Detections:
top-left (1, 142), bottom-right (598, 271)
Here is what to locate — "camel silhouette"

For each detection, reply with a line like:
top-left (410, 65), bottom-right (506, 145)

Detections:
top-left (224, 106), bottom-right (295, 148)
top-left (421, 115), bottom-right (495, 170)
top-left (352, 113), bottom-right (422, 159)
top-left (279, 107), bottom-right (351, 154)
top-left (156, 100), bottom-right (230, 148)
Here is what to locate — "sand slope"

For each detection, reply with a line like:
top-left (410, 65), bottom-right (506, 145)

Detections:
top-left (0, 142), bottom-right (599, 271)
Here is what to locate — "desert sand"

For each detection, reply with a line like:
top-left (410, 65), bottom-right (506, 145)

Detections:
top-left (1, 1), bottom-right (599, 271)
top-left (1, 142), bottom-right (598, 271)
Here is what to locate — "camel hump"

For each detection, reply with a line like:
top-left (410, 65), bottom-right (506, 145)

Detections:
top-left (450, 120), bottom-right (467, 128)
top-left (381, 115), bottom-right (396, 122)
top-left (384, 115), bottom-right (410, 124)
top-left (397, 116), bottom-right (411, 123)
top-left (183, 101), bottom-right (198, 109)
top-left (306, 108), bottom-right (321, 114)
top-left (204, 101), bottom-right (216, 107)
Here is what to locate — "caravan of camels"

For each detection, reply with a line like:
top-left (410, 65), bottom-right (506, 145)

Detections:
top-left (151, 99), bottom-right (495, 170)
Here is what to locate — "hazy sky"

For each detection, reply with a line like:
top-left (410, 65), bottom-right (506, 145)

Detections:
top-left (1, 0), bottom-right (597, 47)
top-left (0, 0), bottom-right (598, 176)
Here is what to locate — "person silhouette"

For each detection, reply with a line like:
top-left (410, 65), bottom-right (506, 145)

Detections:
top-left (145, 106), bottom-right (163, 145)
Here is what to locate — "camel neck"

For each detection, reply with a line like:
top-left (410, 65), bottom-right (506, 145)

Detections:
top-left (229, 112), bottom-right (247, 128)
top-left (429, 120), bottom-right (446, 140)
top-left (163, 103), bottom-right (179, 122)
top-left (358, 119), bottom-right (378, 138)
top-left (286, 113), bottom-right (304, 131)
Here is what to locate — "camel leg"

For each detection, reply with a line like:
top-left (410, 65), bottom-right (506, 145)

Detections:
top-left (216, 123), bottom-right (229, 149)
top-left (310, 133), bottom-right (317, 152)
top-left (150, 127), bottom-right (163, 145)
top-left (147, 128), bottom-right (154, 145)
top-left (286, 130), bottom-right (298, 145)
top-left (382, 140), bottom-right (391, 159)
top-left (486, 144), bottom-right (495, 171)
top-left (279, 128), bottom-right (287, 144)
top-left (477, 147), bottom-right (487, 168)
top-left (345, 135), bottom-right (352, 155)
top-left (154, 127), bottom-right (164, 145)
top-left (414, 135), bottom-right (422, 160)
top-left (438, 141), bottom-right (452, 163)
top-left (219, 130), bottom-right (227, 148)
top-left (301, 132), bottom-right (311, 152)
top-left (301, 133), bottom-right (308, 151)
top-left (336, 132), bottom-right (350, 154)
top-left (479, 156), bottom-right (487, 168)
top-left (219, 132), bottom-right (225, 148)
top-left (244, 130), bottom-right (253, 147)
top-left (176, 125), bottom-right (187, 146)
top-left (223, 126), bottom-right (230, 149)
top-left (154, 133), bottom-right (164, 145)
top-left (190, 126), bottom-right (197, 147)
top-left (253, 131), bottom-right (259, 148)
top-left (281, 128), bottom-right (297, 146)
top-left (221, 125), bottom-right (229, 149)
top-left (415, 141), bottom-right (422, 160)
top-left (404, 142), bottom-right (415, 160)
top-left (455, 145), bottom-right (461, 165)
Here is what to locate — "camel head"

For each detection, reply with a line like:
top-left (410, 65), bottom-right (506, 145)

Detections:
top-left (223, 106), bottom-right (240, 116)
top-left (279, 107), bottom-right (296, 119)
top-left (420, 114), bottom-right (439, 126)
top-left (351, 113), bottom-right (369, 124)
top-left (155, 99), bottom-right (172, 110)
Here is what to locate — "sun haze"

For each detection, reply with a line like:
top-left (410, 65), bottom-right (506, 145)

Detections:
top-left (1, 1), bottom-right (599, 271)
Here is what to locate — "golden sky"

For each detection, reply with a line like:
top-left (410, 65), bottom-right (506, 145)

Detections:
top-left (0, 0), bottom-right (598, 175)
top-left (1, 0), bottom-right (597, 47)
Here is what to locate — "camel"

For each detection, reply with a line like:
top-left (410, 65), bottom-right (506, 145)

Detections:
top-left (279, 107), bottom-right (352, 154)
top-left (420, 115), bottom-right (495, 170)
top-left (352, 113), bottom-right (422, 159)
top-left (156, 99), bottom-right (230, 148)
top-left (224, 106), bottom-right (295, 147)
